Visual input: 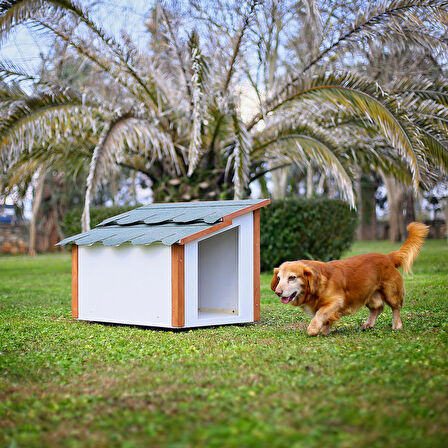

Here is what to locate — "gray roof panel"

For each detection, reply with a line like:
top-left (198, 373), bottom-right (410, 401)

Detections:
top-left (97, 200), bottom-right (265, 227)
top-left (74, 229), bottom-right (119, 245)
top-left (114, 210), bottom-right (155, 225)
top-left (57, 199), bottom-right (269, 247)
top-left (100, 211), bottom-right (132, 226)
top-left (57, 223), bottom-right (214, 247)
top-left (101, 229), bottom-right (148, 246)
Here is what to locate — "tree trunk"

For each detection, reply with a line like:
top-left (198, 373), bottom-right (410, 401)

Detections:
top-left (388, 192), bottom-right (403, 242)
top-left (29, 168), bottom-right (47, 256)
top-left (306, 166), bottom-right (313, 198)
top-left (357, 177), bottom-right (378, 240)
top-left (442, 198), bottom-right (448, 241)
top-left (271, 167), bottom-right (289, 200)
top-left (354, 168), bottom-right (363, 240)
top-left (131, 172), bottom-right (137, 204)
top-left (383, 175), bottom-right (407, 242)
top-left (317, 173), bottom-right (325, 195)
top-left (257, 175), bottom-right (270, 199)
top-left (403, 189), bottom-right (416, 234)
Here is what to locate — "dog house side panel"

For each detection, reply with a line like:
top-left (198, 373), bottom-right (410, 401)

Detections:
top-left (235, 213), bottom-right (254, 322)
top-left (78, 244), bottom-right (172, 327)
top-left (253, 209), bottom-right (261, 321)
top-left (72, 244), bottom-right (79, 318)
top-left (183, 213), bottom-right (254, 327)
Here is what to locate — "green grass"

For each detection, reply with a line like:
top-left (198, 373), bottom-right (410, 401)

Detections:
top-left (1, 240), bottom-right (447, 447)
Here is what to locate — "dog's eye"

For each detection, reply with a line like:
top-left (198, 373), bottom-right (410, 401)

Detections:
top-left (288, 275), bottom-right (296, 281)
top-left (277, 275), bottom-right (280, 280)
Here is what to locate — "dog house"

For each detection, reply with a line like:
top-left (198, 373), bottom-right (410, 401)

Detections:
top-left (57, 199), bottom-right (270, 328)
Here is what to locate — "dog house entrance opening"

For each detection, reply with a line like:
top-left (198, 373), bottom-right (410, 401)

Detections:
top-left (198, 226), bottom-right (239, 319)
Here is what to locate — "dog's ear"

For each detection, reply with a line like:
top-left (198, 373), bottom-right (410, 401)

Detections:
top-left (302, 265), bottom-right (314, 294)
top-left (270, 268), bottom-right (280, 292)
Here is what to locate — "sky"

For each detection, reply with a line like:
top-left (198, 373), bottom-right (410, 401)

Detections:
top-left (0, 0), bottom-right (153, 74)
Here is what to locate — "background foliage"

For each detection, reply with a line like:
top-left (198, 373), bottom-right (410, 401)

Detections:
top-left (260, 199), bottom-right (358, 271)
top-left (62, 205), bottom-right (138, 237)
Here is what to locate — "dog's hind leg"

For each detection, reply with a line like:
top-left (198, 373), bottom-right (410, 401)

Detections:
top-left (362, 292), bottom-right (384, 330)
top-left (392, 309), bottom-right (403, 330)
top-left (362, 306), bottom-right (384, 330)
top-left (382, 270), bottom-right (405, 330)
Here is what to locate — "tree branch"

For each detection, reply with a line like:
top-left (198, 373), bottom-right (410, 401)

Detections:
top-left (249, 163), bottom-right (290, 183)
top-left (222, 0), bottom-right (258, 93)
top-left (117, 162), bottom-right (157, 183)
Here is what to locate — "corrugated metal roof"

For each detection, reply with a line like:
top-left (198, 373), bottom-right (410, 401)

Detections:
top-left (57, 199), bottom-right (270, 247)
top-left (98, 200), bottom-right (265, 226)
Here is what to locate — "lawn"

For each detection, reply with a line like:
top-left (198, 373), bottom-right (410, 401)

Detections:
top-left (1, 240), bottom-right (447, 447)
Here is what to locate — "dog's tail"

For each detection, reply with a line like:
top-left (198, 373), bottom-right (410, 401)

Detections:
top-left (388, 222), bottom-right (429, 274)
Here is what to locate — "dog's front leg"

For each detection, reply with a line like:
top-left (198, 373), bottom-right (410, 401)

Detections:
top-left (307, 313), bottom-right (325, 336)
top-left (307, 300), bottom-right (343, 336)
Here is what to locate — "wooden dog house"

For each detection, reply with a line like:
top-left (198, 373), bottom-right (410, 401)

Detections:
top-left (57, 199), bottom-right (270, 328)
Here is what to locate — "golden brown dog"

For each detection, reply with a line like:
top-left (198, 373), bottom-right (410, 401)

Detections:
top-left (271, 222), bottom-right (429, 336)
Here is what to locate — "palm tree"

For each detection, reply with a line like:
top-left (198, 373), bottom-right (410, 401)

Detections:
top-left (0, 0), bottom-right (447, 233)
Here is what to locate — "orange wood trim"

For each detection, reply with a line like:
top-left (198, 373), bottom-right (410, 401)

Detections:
top-left (178, 199), bottom-right (270, 245)
top-left (171, 244), bottom-right (185, 327)
top-left (179, 220), bottom-right (231, 244)
top-left (223, 199), bottom-right (271, 222)
top-left (71, 244), bottom-right (78, 318)
top-left (253, 209), bottom-right (261, 322)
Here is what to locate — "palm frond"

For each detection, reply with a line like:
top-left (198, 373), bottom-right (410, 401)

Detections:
top-left (82, 113), bottom-right (134, 231)
top-left (0, 0), bottom-right (72, 40)
top-left (161, 7), bottom-right (193, 103)
top-left (187, 32), bottom-right (207, 176)
top-left (33, 19), bottom-right (165, 110)
top-left (288, 0), bottom-right (448, 78)
top-left (0, 86), bottom-right (94, 162)
top-left (251, 72), bottom-right (422, 188)
top-left (387, 91), bottom-right (448, 172)
top-left (0, 58), bottom-right (38, 83)
top-left (81, 112), bottom-right (178, 231)
top-left (0, 0), bottom-right (161, 108)
top-left (253, 121), bottom-right (355, 207)
top-left (391, 76), bottom-right (448, 107)
top-left (228, 112), bottom-right (251, 199)
top-left (222, 0), bottom-right (259, 93)
top-left (253, 117), bottom-right (338, 153)
top-left (412, 118), bottom-right (448, 171)
top-left (0, 81), bottom-right (27, 105)
top-left (379, 26), bottom-right (448, 54)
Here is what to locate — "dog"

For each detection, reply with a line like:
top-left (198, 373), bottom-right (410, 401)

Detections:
top-left (270, 222), bottom-right (429, 336)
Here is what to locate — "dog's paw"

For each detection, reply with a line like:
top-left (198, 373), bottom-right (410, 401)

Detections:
top-left (307, 325), bottom-right (320, 336)
top-left (362, 322), bottom-right (374, 330)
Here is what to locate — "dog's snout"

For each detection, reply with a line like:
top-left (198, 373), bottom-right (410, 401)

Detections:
top-left (275, 288), bottom-right (283, 297)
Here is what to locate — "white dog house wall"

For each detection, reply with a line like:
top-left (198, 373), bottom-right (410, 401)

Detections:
top-left (57, 199), bottom-right (270, 329)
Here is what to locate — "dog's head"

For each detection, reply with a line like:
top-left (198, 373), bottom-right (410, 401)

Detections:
top-left (270, 261), bottom-right (313, 305)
